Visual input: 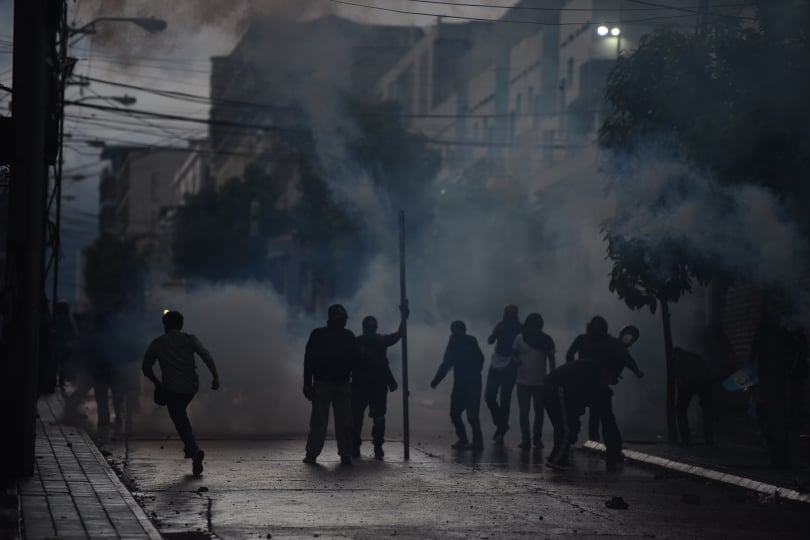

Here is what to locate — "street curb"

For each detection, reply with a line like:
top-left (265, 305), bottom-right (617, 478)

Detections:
top-left (582, 440), bottom-right (810, 504)
top-left (45, 394), bottom-right (163, 539)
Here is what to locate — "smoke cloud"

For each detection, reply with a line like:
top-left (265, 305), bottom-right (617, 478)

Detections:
top-left (87, 9), bottom-right (807, 444)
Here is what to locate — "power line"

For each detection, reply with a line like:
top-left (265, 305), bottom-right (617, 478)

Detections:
top-left (399, 0), bottom-right (745, 12)
top-left (327, 0), bottom-right (701, 25)
top-left (625, 0), bottom-right (755, 20)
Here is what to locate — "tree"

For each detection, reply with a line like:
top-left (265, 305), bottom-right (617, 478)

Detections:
top-left (604, 232), bottom-right (710, 441)
top-left (599, 3), bottom-right (810, 439)
top-left (83, 234), bottom-right (146, 312)
top-left (172, 161), bottom-right (287, 283)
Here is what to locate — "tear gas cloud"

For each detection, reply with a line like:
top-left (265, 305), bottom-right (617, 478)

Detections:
top-left (102, 9), bottom-right (806, 442)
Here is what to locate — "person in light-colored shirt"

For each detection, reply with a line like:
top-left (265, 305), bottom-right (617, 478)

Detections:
top-left (143, 310), bottom-right (219, 476)
top-left (512, 313), bottom-right (555, 449)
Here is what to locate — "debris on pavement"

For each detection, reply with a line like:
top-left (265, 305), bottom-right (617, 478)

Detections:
top-left (605, 496), bottom-right (629, 510)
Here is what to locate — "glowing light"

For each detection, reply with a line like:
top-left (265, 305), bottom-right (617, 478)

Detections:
top-left (611, 27), bottom-right (621, 37)
top-left (597, 25), bottom-right (609, 36)
top-left (163, 309), bottom-right (170, 315)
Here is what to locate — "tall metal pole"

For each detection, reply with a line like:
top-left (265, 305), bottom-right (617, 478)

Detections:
top-left (398, 210), bottom-right (410, 460)
top-left (51, 3), bottom-right (68, 313)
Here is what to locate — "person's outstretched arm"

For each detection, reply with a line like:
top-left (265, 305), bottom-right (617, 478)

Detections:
top-left (193, 336), bottom-right (220, 390)
top-left (431, 341), bottom-right (454, 388)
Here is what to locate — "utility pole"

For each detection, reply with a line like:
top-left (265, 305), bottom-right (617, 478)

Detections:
top-left (1, 0), bottom-right (59, 477)
top-left (698, 0), bottom-right (710, 35)
top-left (398, 210), bottom-right (410, 460)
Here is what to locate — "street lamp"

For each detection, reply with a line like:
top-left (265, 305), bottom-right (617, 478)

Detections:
top-left (596, 25), bottom-right (622, 57)
top-left (47, 15), bottom-right (167, 314)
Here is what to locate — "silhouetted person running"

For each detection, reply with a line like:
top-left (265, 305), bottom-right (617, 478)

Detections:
top-left (352, 305), bottom-right (408, 459)
top-left (303, 304), bottom-right (361, 465)
top-left (142, 310), bottom-right (220, 476)
top-left (431, 321), bottom-right (485, 451)
top-left (485, 304), bottom-right (522, 446)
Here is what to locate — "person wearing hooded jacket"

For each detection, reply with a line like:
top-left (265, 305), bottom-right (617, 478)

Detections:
top-left (557, 316), bottom-right (640, 469)
top-left (485, 304), bottom-right (523, 445)
top-left (303, 304), bottom-right (362, 465)
top-left (351, 305), bottom-right (408, 459)
top-left (566, 317), bottom-right (643, 441)
top-left (431, 321), bottom-right (486, 451)
top-left (512, 313), bottom-right (556, 449)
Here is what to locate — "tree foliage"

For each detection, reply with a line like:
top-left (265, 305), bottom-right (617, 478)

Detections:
top-left (172, 161), bottom-right (286, 282)
top-left (172, 99), bottom-right (440, 295)
top-left (83, 234), bottom-right (146, 312)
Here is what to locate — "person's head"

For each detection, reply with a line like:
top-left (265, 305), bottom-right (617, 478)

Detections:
top-left (524, 312), bottom-right (544, 332)
top-left (619, 324), bottom-right (639, 347)
top-left (362, 315), bottom-right (378, 336)
top-left (162, 310), bottom-right (184, 332)
top-left (586, 315), bottom-right (608, 339)
top-left (327, 304), bottom-right (348, 328)
top-left (503, 304), bottom-right (518, 321)
top-left (450, 320), bottom-right (466, 336)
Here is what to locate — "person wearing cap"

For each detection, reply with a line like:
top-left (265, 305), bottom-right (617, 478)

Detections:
top-left (485, 304), bottom-right (523, 446)
top-left (431, 320), bottom-right (486, 451)
top-left (352, 304), bottom-right (408, 459)
top-left (303, 304), bottom-right (363, 465)
top-left (142, 310), bottom-right (220, 477)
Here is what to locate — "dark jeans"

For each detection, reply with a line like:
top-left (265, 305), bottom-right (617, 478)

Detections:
top-left (516, 384), bottom-right (544, 443)
top-left (485, 365), bottom-right (517, 436)
top-left (352, 382), bottom-right (389, 449)
top-left (450, 383), bottom-right (482, 444)
top-left (165, 391), bottom-right (198, 455)
top-left (544, 385), bottom-right (581, 465)
top-left (545, 385), bottom-right (622, 465)
top-left (305, 380), bottom-right (352, 458)
top-left (590, 386), bottom-right (623, 464)
top-left (675, 381), bottom-right (713, 444)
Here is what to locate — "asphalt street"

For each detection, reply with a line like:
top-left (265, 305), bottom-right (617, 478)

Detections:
top-left (102, 436), bottom-right (810, 540)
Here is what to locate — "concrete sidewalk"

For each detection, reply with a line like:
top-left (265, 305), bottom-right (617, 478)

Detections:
top-left (17, 394), bottom-right (161, 539)
top-left (584, 439), bottom-right (810, 504)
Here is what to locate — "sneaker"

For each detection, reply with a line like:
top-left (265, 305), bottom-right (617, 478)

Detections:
top-left (340, 456), bottom-right (353, 466)
top-left (192, 450), bottom-right (205, 476)
top-left (451, 439), bottom-right (468, 450)
top-left (303, 455), bottom-right (317, 465)
top-left (518, 440), bottom-right (531, 449)
top-left (546, 460), bottom-right (571, 471)
top-left (373, 445), bottom-right (384, 459)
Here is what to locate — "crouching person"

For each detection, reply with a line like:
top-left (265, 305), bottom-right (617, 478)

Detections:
top-left (142, 310), bottom-right (220, 476)
top-left (543, 359), bottom-right (615, 470)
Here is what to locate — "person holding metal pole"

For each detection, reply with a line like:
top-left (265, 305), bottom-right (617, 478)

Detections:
top-left (352, 305), bottom-right (408, 459)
